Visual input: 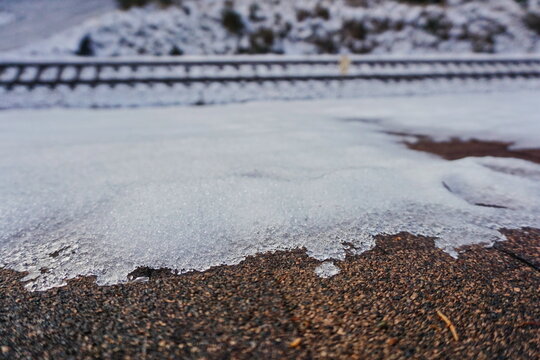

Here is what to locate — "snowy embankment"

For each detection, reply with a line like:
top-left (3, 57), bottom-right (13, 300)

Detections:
top-left (8, 0), bottom-right (540, 57)
top-left (1, 91), bottom-right (539, 290)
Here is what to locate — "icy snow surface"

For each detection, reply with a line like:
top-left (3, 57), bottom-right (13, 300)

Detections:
top-left (315, 262), bottom-right (341, 279)
top-left (1, 90), bottom-right (540, 290)
top-left (330, 90), bottom-right (540, 150)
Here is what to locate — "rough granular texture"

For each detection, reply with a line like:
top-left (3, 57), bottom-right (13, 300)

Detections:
top-left (275, 232), bottom-right (540, 359)
top-left (406, 137), bottom-right (540, 165)
top-left (496, 228), bottom-right (540, 271)
top-left (1, 231), bottom-right (539, 359)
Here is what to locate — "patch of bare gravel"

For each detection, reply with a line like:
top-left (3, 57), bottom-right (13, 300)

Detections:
top-left (1, 230), bottom-right (539, 359)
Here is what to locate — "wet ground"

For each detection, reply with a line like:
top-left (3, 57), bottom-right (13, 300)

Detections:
top-left (1, 138), bottom-right (539, 359)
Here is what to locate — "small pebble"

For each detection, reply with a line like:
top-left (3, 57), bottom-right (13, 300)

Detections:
top-left (289, 338), bottom-right (302, 348)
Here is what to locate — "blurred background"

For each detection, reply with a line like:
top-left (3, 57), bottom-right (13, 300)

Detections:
top-left (1, 0), bottom-right (540, 56)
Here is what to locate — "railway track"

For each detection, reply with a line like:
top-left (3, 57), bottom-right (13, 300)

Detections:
top-left (1, 54), bottom-right (540, 108)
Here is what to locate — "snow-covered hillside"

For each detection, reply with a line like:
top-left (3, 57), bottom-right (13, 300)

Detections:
top-left (6, 0), bottom-right (540, 56)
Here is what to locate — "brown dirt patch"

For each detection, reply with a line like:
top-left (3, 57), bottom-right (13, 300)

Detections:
top-left (1, 230), bottom-right (540, 359)
top-left (405, 136), bottom-right (540, 164)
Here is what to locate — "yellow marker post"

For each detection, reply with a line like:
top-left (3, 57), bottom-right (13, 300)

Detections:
top-left (339, 55), bottom-right (351, 75)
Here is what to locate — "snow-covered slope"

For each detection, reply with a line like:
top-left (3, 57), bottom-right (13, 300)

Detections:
top-left (7, 0), bottom-right (540, 57)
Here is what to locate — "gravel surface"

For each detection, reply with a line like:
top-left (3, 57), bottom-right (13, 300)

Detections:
top-left (1, 230), bottom-right (539, 359)
top-left (496, 228), bottom-right (540, 271)
top-left (406, 137), bottom-right (540, 165)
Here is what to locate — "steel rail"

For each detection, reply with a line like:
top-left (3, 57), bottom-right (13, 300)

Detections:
top-left (1, 54), bottom-right (540, 66)
top-left (3, 71), bottom-right (540, 89)
top-left (1, 55), bottom-right (540, 91)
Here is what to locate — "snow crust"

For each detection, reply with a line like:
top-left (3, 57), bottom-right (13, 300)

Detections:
top-left (0, 90), bottom-right (540, 291)
top-left (315, 262), bottom-right (341, 278)
top-left (7, 0), bottom-right (540, 57)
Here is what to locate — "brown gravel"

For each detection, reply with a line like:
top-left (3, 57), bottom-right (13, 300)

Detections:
top-left (405, 136), bottom-right (540, 165)
top-left (274, 231), bottom-right (540, 360)
top-left (1, 230), bottom-right (540, 360)
top-left (496, 228), bottom-right (540, 271)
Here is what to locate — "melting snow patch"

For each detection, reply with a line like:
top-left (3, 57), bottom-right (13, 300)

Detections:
top-left (0, 90), bottom-right (539, 291)
top-left (315, 262), bottom-right (341, 279)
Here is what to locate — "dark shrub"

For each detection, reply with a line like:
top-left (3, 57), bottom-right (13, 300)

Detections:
top-left (314, 4), bottom-right (330, 20)
top-left (343, 20), bottom-right (367, 40)
top-left (278, 21), bottom-right (293, 37)
top-left (116, 0), bottom-right (150, 10)
top-left (370, 18), bottom-right (391, 33)
top-left (296, 9), bottom-right (311, 22)
top-left (76, 35), bottom-right (94, 56)
top-left (222, 8), bottom-right (244, 34)
top-left (525, 12), bottom-right (540, 35)
top-left (423, 15), bottom-right (452, 39)
top-left (117, 0), bottom-right (175, 10)
top-left (249, 3), bottom-right (265, 22)
top-left (314, 36), bottom-right (338, 53)
top-left (157, 0), bottom-right (174, 7)
top-left (471, 38), bottom-right (495, 53)
top-left (424, 18), bottom-right (439, 34)
top-left (249, 28), bottom-right (275, 53)
top-left (169, 45), bottom-right (183, 56)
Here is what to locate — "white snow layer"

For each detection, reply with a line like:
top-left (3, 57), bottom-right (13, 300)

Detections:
top-left (315, 262), bottom-right (341, 278)
top-left (7, 0), bottom-right (540, 57)
top-left (0, 90), bottom-right (540, 291)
